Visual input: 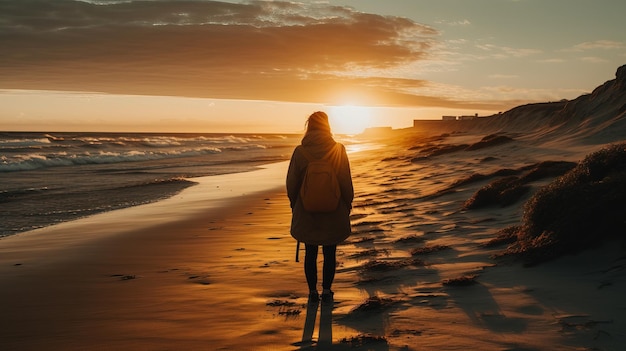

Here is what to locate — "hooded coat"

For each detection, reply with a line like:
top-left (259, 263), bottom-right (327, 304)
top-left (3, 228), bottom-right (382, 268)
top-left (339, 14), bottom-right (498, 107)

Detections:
top-left (286, 130), bottom-right (354, 246)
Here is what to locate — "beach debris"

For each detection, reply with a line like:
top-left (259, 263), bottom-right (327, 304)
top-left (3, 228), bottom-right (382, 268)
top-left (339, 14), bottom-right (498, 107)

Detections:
top-left (390, 328), bottom-right (422, 337)
top-left (348, 248), bottom-right (389, 259)
top-left (339, 334), bottom-right (388, 348)
top-left (347, 236), bottom-right (377, 245)
top-left (277, 307), bottom-right (301, 317)
top-left (266, 299), bottom-right (303, 318)
top-left (410, 244), bottom-right (451, 255)
top-left (442, 274), bottom-right (477, 287)
top-left (362, 258), bottom-right (424, 272)
top-left (393, 235), bottom-right (425, 244)
top-left (353, 220), bottom-right (386, 227)
top-left (266, 299), bottom-right (297, 307)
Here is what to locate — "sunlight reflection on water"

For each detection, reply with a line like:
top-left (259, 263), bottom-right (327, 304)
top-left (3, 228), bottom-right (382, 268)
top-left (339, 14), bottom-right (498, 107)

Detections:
top-left (344, 142), bottom-right (385, 154)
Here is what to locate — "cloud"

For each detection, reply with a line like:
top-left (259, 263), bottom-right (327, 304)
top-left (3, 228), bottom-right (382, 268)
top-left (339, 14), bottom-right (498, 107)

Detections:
top-left (537, 58), bottom-right (565, 63)
top-left (475, 44), bottom-right (541, 58)
top-left (569, 40), bottom-right (625, 51)
top-left (435, 19), bottom-right (471, 26)
top-left (0, 0), bottom-right (449, 107)
top-left (580, 56), bottom-right (609, 63)
top-left (488, 74), bottom-right (518, 79)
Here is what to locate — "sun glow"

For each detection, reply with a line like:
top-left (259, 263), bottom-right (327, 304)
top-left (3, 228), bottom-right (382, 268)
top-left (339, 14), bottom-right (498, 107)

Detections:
top-left (328, 105), bottom-right (373, 135)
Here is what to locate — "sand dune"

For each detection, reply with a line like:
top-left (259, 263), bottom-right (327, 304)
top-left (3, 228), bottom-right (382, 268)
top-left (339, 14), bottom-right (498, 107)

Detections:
top-left (414, 64), bottom-right (626, 145)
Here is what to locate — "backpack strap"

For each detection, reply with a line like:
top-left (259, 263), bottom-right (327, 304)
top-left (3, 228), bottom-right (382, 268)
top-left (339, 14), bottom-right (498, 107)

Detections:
top-left (298, 146), bottom-right (316, 162)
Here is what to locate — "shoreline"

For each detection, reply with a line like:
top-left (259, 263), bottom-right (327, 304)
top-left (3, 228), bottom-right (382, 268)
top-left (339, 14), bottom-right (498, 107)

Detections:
top-left (0, 130), bottom-right (302, 237)
top-left (0, 160), bottom-right (290, 260)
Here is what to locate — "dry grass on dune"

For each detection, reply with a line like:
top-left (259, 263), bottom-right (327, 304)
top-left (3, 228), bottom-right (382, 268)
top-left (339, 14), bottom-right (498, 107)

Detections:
top-left (500, 142), bottom-right (626, 264)
top-left (398, 130), bottom-right (625, 266)
top-left (409, 133), bottom-right (513, 162)
top-left (462, 160), bottom-right (577, 210)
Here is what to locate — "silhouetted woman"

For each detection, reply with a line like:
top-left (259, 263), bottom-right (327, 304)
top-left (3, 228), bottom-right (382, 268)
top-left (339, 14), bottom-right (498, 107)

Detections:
top-left (286, 111), bottom-right (354, 302)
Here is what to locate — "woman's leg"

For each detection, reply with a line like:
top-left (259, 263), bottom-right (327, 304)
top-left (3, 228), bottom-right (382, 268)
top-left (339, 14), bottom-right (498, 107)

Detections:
top-left (304, 244), bottom-right (319, 292)
top-left (321, 245), bottom-right (337, 291)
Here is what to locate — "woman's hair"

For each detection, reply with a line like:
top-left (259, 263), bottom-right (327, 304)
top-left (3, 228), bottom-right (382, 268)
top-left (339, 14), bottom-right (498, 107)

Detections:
top-left (305, 111), bottom-right (331, 134)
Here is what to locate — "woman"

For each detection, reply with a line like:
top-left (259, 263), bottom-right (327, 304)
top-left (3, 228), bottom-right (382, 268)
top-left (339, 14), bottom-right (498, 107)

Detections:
top-left (286, 111), bottom-right (354, 303)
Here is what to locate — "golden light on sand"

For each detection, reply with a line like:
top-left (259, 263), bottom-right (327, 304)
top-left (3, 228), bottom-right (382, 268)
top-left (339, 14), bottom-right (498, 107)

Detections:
top-left (329, 105), bottom-right (373, 135)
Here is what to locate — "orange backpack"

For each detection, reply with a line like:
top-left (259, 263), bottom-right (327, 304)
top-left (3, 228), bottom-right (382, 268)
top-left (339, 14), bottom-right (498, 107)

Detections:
top-left (299, 145), bottom-right (341, 213)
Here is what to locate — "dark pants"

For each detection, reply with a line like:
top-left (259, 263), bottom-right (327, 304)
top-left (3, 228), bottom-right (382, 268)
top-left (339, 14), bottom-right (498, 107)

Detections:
top-left (304, 244), bottom-right (337, 292)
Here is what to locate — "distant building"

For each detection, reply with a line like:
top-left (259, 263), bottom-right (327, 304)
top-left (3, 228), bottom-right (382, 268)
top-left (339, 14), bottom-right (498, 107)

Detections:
top-left (459, 113), bottom-right (479, 120)
top-left (439, 113), bottom-right (480, 121)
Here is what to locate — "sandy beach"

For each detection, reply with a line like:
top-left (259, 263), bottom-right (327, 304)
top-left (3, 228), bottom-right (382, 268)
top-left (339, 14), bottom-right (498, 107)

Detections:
top-left (2, 65), bottom-right (626, 351)
top-left (1, 124), bottom-right (625, 351)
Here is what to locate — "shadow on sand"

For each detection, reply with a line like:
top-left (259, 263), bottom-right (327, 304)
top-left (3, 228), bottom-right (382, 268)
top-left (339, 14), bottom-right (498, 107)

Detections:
top-left (293, 295), bottom-right (390, 350)
top-left (292, 297), bottom-right (331, 350)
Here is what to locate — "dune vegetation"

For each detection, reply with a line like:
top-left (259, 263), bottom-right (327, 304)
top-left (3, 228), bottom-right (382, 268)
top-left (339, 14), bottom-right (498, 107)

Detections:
top-left (503, 142), bottom-right (626, 264)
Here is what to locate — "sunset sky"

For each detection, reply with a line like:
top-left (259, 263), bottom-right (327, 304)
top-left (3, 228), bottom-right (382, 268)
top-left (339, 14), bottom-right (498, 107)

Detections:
top-left (1, 0), bottom-right (625, 134)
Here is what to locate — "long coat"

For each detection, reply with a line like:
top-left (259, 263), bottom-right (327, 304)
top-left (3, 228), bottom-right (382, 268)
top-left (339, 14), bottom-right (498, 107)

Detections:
top-left (286, 132), bottom-right (354, 246)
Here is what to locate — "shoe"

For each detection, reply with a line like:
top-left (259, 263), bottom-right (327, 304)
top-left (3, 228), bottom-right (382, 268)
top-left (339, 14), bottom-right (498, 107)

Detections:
top-left (321, 290), bottom-right (334, 303)
top-left (308, 290), bottom-right (319, 303)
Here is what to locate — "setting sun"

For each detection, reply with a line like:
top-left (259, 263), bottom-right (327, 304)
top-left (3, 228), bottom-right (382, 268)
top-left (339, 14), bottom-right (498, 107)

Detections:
top-left (329, 105), bottom-right (373, 135)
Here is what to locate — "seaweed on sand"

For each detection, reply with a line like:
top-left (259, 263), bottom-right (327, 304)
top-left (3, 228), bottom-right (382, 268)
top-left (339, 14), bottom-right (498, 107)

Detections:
top-left (339, 334), bottom-right (388, 348)
top-left (410, 244), bottom-right (451, 255)
top-left (393, 234), bottom-right (425, 244)
top-left (362, 258), bottom-right (425, 272)
top-left (348, 248), bottom-right (390, 259)
top-left (442, 275), bottom-right (478, 287)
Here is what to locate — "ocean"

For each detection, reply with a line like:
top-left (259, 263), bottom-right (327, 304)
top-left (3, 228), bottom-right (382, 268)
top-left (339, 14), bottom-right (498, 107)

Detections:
top-left (0, 131), bottom-right (302, 237)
